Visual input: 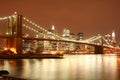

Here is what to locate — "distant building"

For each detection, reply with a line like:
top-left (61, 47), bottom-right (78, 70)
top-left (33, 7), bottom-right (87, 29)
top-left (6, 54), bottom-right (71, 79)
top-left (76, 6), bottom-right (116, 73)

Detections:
top-left (62, 28), bottom-right (70, 39)
top-left (51, 25), bottom-right (55, 30)
top-left (49, 25), bottom-right (58, 34)
top-left (47, 25), bottom-right (58, 38)
top-left (69, 33), bottom-right (76, 51)
top-left (70, 33), bottom-right (75, 40)
top-left (111, 30), bottom-right (116, 43)
top-left (104, 34), bottom-right (111, 42)
top-left (77, 32), bottom-right (84, 40)
top-left (45, 25), bottom-right (58, 50)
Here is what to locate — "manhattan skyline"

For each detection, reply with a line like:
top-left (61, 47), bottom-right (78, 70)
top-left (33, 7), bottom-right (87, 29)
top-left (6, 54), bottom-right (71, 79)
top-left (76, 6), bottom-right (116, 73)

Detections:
top-left (0, 0), bottom-right (120, 42)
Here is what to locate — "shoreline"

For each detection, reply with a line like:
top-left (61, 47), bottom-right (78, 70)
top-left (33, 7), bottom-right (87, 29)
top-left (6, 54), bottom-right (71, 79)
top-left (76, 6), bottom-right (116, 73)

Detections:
top-left (0, 54), bottom-right (63, 59)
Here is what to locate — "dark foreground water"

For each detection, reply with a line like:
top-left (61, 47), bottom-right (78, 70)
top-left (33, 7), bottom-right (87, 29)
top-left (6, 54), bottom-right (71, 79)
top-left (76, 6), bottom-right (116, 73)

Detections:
top-left (0, 54), bottom-right (120, 80)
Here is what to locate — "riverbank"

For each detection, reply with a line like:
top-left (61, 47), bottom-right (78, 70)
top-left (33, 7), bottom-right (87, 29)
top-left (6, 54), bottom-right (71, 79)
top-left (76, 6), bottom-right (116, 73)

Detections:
top-left (0, 54), bottom-right (63, 59)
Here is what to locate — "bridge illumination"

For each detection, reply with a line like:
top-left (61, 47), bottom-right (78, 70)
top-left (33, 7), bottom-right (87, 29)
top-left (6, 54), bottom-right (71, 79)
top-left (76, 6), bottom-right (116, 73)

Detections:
top-left (0, 12), bottom-right (119, 54)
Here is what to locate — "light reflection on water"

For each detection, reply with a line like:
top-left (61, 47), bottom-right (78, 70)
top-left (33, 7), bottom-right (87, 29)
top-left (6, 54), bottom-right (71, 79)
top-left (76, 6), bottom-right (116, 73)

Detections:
top-left (0, 54), bottom-right (120, 80)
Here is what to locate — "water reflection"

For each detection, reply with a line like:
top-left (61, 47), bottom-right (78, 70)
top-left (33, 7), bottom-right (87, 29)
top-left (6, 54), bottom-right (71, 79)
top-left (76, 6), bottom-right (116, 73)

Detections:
top-left (0, 54), bottom-right (120, 80)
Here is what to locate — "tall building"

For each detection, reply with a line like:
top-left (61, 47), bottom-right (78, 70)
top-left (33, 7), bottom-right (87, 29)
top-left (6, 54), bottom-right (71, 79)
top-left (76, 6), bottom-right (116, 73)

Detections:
top-left (45, 25), bottom-right (58, 50)
top-left (70, 33), bottom-right (75, 40)
top-left (50, 25), bottom-right (57, 34)
top-left (47, 25), bottom-right (58, 38)
top-left (62, 28), bottom-right (71, 50)
top-left (77, 32), bottom-right (84, 40)
top-left (51, 25), bottom-right (55, 30)
top-left (112, 30), bottom-right (116, 43)
top-left (62, 28), bottom-right (70, 39)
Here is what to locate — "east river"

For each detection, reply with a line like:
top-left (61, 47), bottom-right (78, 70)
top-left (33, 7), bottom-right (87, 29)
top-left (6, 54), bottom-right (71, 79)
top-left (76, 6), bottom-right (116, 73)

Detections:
top-left (0, 54), bottom-right (120, 80)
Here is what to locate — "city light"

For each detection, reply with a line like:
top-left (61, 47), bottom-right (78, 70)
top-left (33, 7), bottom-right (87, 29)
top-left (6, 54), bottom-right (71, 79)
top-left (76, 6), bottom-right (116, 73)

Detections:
top-left (10, 48), bottom-right (17, 54)
top-left (14, 12), bottom-right (17, 14)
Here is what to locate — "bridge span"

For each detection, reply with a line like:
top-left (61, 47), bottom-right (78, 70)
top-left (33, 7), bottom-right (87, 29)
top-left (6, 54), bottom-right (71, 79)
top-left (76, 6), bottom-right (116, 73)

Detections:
top-left (0, 12), bottom-right (118, 54)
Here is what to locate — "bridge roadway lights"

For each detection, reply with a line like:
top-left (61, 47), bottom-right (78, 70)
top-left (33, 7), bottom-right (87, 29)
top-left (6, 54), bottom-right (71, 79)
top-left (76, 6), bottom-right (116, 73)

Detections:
top-left (95, 45), bottom-right (103, 54)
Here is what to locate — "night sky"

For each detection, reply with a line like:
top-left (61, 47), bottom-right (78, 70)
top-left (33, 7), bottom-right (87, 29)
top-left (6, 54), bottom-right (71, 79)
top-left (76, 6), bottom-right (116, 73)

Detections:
top-left (0, 0), bottom-right (120, 42)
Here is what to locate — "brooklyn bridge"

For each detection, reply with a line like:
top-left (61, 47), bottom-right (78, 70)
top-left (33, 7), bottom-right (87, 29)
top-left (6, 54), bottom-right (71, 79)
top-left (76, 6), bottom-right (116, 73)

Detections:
top-left (0, 12), bottom-right (119, 56)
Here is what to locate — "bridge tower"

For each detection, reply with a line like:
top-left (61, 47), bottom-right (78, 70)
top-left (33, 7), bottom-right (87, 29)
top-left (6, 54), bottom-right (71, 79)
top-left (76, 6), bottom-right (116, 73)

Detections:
top-left (6, 12), bottom-right (22, 54)
top-left (94, 37), bottom-right (103, 54)
top-left (95, 45), bottom-right (103, 54)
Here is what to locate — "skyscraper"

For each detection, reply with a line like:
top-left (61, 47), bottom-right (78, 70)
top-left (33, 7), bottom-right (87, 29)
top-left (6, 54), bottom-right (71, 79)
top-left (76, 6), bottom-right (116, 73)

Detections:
top-left (77, 32), bottom-right (84, 40)
top-left (62, 28), bottom-right (70, 39)
top-left (112, 30), bottom-right (116, 43)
